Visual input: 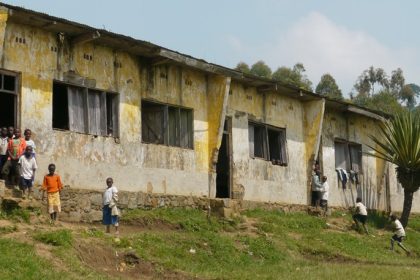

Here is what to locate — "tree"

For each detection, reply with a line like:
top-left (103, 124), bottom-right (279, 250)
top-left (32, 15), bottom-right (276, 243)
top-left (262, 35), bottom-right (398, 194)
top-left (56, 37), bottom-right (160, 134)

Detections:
top-left (250, 60), bottom-right (272, 79)
top-left (315, 73), bottom-right (343, 100)
top-left (272, 63), bottom-right (312, 91)
top-left (353, 90), bottom-right (405, 116)
top-left (368, 111), bottom-right (420, 227)
top-left (353, 67), bottom-right (418, 113)
top-left (354, 66), bottom-right (388, 97)
top-left (235, 62), bottom-right (250, 74)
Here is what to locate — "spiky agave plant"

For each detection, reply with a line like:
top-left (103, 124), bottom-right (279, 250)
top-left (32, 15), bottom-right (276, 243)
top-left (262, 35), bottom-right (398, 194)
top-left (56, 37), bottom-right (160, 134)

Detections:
top-left (368, 111), bottom-right (420, 227)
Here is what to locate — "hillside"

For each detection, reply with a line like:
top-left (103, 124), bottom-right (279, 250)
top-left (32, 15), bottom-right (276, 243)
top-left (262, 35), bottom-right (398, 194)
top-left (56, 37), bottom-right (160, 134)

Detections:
top-left (0, 205), bottom-right (419, 279)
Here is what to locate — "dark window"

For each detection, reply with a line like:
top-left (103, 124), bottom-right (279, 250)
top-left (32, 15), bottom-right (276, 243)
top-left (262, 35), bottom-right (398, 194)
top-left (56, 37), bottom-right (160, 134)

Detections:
top-left (52, 81), bottom-right (119, 137)
top-left (248, 122), bottom-right (287, 165)
top-left (141, 100), bottom-right (193, 149)
top-left (0, 71), bottom-right (18, 127)
top-left (334, 140), bottom-right (362, 172)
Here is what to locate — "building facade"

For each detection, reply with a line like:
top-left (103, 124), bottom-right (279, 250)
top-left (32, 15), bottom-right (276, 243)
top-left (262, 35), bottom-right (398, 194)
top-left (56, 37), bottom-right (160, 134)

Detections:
top-left (0, 3), bottom-right (418, 212)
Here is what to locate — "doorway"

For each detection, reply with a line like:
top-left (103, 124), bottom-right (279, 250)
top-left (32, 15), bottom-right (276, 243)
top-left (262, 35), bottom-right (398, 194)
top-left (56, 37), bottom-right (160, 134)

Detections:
top-left (216, 118), bottom-right (231, 198)
top-left (0, 71), bottom-right (18, 128)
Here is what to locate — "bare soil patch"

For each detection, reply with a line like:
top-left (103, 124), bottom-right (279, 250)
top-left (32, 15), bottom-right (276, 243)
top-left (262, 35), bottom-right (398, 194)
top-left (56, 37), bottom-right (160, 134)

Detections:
top-left (74, 239), bottom-right (197, 280)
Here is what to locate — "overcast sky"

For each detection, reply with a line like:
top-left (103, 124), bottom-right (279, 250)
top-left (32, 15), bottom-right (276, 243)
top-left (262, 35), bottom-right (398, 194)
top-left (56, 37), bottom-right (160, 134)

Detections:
top-left (3, 0), bottom-right (420, 96)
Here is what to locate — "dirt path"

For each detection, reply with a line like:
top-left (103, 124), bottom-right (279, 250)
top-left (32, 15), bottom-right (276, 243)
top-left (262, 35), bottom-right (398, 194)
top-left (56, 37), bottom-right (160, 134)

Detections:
top-left (0, 217), bottom-right (199, 280)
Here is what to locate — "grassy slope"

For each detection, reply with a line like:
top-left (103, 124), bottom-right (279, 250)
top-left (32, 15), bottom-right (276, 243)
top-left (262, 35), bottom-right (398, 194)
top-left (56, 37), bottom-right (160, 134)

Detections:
top-left (1, 207), bottom-right (420, 279)
top-left (121, 208), bottom-right (420, 280)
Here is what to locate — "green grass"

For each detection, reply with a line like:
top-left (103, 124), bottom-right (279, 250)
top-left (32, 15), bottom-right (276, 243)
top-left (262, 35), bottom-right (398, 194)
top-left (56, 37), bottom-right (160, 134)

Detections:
top-left (0, 208), bottom-right (32, 223)
top-left (33, 229), bottom-right (73, 247)
top-left (117, 207), bottom-right (420, 279)
top-left (1, 207), bottom-right (420, 279)
top-left (0, 238), bottom-right (71, 280)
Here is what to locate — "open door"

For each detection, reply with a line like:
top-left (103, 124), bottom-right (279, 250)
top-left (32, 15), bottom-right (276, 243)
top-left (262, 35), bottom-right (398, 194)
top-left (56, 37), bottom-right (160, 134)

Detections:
top-left (0, 71), bottom-right (18, 128)
top-left (216, 118), bottom-right (231, 198)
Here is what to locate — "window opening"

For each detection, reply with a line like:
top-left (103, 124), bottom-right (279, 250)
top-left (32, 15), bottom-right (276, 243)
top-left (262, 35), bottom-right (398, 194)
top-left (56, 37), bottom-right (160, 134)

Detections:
top-left (52, 81), bottom-right (119, 137)
top-left (249, 121), bottom-right (287, 165)
top-left (141, 100), bottom-right (193, 149)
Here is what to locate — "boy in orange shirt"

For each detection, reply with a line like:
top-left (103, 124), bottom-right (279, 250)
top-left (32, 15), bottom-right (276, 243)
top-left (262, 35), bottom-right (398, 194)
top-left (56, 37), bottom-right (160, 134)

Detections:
top-left (42, 163), bottom-right (63, 223)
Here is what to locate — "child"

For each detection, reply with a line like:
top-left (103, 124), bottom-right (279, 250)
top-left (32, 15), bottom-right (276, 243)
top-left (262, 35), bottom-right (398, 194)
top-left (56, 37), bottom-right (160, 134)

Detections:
top-left (42, 164), bottom-right (63, 223)
top-left (3, 128), bottom-right (26, 186)
top-left (320, 176), bottom-right (329, 212)
top-left (311, 168), bottom-right (322, 207)
top-left (0, 127), bottom-right (8, 177)
top-left (390, 215), bottom-right (410, 255)
top-left (23, 129), bottom-right (36, 156)
top-left (18, 146), bottom-right (37, 199)
top-left (103, 177), bottom-right (119, 234)
top-left (353, 197), bottom-right (369, 234)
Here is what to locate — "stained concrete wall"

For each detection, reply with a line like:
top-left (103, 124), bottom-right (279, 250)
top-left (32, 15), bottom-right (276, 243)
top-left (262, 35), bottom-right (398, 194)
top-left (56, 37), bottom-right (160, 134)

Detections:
top-left (321, 110), bottom-right (386, 209)
top-left (0, 20), bottom-right (230, 197)
top-left (387, 165), bottom-right (420, 213)
top-left (227, 82), bottom-right (308, 204)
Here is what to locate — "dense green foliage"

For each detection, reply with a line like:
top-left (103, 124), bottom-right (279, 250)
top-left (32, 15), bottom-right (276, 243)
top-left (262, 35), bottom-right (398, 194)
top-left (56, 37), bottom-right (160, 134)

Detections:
top-left (369, 111), bottom-right (420, 226)
top-left (272, 63), bottom-right (313, 91)
top-left (315, 73), bottom-right (343, 100)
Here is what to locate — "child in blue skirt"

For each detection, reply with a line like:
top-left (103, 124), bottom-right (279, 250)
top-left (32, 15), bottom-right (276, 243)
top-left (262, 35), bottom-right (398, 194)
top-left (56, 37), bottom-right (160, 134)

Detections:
top-left (103, 177), bottom-right (119, 234)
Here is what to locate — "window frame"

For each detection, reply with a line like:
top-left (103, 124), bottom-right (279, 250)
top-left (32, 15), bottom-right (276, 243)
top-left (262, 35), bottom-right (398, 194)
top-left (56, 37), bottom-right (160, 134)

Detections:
top-left (248, 121), bottom-right (288, 166)
top-left (52, 80), bottom-right (120, 138)
top-left (141, 99), bottom-right (194, 150)
top-left (334, 139), bottom-right (363, 174)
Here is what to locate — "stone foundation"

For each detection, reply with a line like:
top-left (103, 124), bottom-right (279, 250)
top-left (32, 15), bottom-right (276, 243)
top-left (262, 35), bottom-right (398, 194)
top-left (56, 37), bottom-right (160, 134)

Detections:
top-left (1, 180), bottom-right (345, 223)
top-left (53, 187), bottom-right (319, 223)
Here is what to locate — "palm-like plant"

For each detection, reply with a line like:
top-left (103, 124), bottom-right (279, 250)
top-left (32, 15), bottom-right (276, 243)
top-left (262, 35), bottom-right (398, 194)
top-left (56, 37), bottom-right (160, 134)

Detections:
top-left (368, 111), bottom-right (420, 227)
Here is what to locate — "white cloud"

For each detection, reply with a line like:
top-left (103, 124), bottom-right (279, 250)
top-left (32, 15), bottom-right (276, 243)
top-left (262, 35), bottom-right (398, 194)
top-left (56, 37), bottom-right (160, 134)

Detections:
top-left (228, 12), bottom-right (420, 96)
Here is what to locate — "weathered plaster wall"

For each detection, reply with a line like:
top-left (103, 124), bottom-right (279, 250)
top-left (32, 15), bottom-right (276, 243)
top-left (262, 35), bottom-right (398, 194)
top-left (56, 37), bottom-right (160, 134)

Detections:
top-left (321, 110), bottom-right (386, 209)
top-left (0, 21), bottom-right (230, 197)
top-left (227, 82), bottom-right (307, 204)
top-left (387, 165), bottom-right (420, 213)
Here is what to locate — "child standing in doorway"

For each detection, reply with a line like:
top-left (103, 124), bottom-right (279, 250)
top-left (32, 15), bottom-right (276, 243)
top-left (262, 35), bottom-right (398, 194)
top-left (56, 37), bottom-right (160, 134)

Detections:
top-left (42, 164), bottom-right (63, 223)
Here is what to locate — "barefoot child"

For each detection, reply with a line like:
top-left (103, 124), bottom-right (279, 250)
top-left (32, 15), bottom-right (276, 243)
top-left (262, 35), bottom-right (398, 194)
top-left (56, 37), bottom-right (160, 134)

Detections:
top-left (390, 215), bottom-right (410, 255)
top-left (103, 177), bottom-right (119, 235)
top-left (42, 164), bottom-right (63, 223)
top-left (18, 146), bottom-right (37, 199)
top-left (353, 197), bottom-right (369, 234)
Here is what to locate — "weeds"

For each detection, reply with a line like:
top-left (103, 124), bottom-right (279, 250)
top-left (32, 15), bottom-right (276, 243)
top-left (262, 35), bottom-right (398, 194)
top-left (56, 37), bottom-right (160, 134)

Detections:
top-left (33, 229), bottom-right (73, 247)
top-left (0, 224), bottom-right (17, 234)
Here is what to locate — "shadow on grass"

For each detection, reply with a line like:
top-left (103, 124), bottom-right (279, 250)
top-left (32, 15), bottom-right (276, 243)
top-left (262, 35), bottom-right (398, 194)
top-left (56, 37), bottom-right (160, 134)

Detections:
top-left (367, 211), bottom-right (389, 229)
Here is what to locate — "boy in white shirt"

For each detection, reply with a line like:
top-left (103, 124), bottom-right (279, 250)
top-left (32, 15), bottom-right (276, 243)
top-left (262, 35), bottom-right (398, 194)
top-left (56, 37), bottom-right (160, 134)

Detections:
top-left (390, 215), bottom-right (410, 255)
top-left (353, 197), bottom-right (369, 234)
top-left (24, 129), bottom-right (36, 156)
top-left (18, 146), bottom-right (37, 199)
top-left (320, 176), bottom-right (329, 212)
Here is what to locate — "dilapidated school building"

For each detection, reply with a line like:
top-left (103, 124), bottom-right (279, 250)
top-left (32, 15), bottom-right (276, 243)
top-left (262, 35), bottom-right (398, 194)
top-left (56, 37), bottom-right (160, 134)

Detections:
top-left (0, 3), bottom-right (418, 215)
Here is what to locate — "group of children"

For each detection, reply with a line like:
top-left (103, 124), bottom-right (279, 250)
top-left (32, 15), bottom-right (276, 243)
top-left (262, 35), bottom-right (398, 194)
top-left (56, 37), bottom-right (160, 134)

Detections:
top-left (311, 165), bottom-right (329, 212)
top-left (312, 164), bottom-right (410, 255)
top-left (0, 126), bottom-right (62, 223)
top-left (353, 198), bottom-right (410, 254)
top-left (1, 126), bottom-right (120, 231)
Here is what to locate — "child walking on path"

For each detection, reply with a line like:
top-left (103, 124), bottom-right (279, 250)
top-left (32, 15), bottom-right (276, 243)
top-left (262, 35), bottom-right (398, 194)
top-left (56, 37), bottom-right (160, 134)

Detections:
top-left (103, 177), bottom-right (119, 235)
top-left (42, 164), bottom-right (63, 223)
top-left (353, 197), bottom-right (369, 234)
top-left (18, 146), bottom-right (37, 199)
top-left (390, 215), bottom-right (410, 255)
